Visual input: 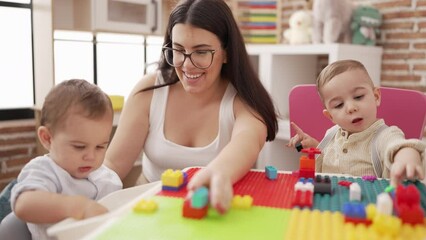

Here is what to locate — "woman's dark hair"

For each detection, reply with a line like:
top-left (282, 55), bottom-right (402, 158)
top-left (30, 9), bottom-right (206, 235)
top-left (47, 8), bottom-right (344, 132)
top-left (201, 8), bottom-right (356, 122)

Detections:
top-left (144, 0), bottom-right (277, 141)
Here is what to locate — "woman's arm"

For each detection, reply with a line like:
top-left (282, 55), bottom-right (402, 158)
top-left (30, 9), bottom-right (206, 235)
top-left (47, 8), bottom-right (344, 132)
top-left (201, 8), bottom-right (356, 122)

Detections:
top-left (187, 96), bottom-right (267, 213)
top-left (105, 73), bottom-right (156, 180)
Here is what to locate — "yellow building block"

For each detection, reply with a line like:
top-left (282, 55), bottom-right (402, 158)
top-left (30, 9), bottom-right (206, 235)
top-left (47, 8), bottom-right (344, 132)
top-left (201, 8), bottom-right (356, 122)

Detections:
top-left (161, 169), bottom-right (183, 187)
top-left (231, 195), bottom-right (253, 209)
top-left (133, 199), bottom-right (158, 213)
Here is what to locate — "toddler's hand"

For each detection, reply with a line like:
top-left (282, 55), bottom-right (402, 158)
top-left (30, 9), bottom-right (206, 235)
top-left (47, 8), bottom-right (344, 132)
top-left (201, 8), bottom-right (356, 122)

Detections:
top-left (186, 168), bottom-right (233, 214)
top-left (74, 196), bottom-right (109, 219)
top-left (390, 147), bottom-right (424, 186)
top-left (287, 122), bottom-right (319, 149)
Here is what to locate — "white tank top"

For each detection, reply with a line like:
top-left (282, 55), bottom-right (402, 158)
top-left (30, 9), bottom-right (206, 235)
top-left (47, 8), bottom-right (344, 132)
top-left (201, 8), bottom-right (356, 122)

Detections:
top-left (143, 73), bottom-right (237, 182)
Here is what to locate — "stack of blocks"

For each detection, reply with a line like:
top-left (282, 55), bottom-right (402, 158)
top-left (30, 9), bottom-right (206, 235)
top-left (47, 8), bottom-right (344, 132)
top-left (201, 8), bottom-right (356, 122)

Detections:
top-left (182, 186), bottom-right (209, 219)
top-left (298, 148), bottom-right (320, 179)
top-left (161, 169), bottom-right (187, 191)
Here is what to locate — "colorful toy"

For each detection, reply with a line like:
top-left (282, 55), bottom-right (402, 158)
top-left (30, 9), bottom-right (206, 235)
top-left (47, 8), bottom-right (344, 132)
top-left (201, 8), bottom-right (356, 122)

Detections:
top-left (342, 202), bottom-right (371, 225)
top-left (362, 175), bottom-right (377, 182)
top-left (161, 169), bottom-right (186, 191)
top-left (96, 168), bottom-right (426, 239)
top-left (349, 182), bottom-right (362, 201)
top-left (298, 148), bottom-right (320, 179)
top-left (295, 141), bottom-right (303, 152)
top-left (314, 175), bottom-right (332, 195)
top-left (231, 195), bottom-right (253, 209)
top-left (351, 5), bottom-right (382, 45)
top-left (376, 192), bottom-right (393, 215)
top-left (394, 184), bottom-right (424, 225)
top-left (133, 199), bottom-right (158, 214)
top-left (191, 186), bottom-right (209, 209)
top-left (182, 198), bottom-right (208, 219)
top-left (265, 165), bottom-right (277, 180)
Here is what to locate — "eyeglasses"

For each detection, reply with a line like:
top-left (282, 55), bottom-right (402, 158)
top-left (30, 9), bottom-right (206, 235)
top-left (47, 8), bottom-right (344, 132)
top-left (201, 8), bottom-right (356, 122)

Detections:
top-left (162, 47), bottom-right (216, 69)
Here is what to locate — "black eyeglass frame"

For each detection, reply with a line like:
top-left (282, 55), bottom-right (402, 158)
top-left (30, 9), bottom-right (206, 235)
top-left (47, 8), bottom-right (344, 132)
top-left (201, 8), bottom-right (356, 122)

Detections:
top-left (162, 47), bottom-right (216, 69)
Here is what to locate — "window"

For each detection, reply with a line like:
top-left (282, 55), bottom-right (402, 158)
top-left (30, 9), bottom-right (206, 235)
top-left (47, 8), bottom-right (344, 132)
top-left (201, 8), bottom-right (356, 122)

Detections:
top-left (54, 31), bottom-right (163, 100)
top-left (0, 0), bottom-right (34, 120)
top-left (54, 31), bottom-right (94, 85)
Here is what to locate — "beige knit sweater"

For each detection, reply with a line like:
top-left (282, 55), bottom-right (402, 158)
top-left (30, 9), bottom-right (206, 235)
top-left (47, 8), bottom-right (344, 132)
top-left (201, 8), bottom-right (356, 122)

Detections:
top-left (316, 119), bottom-right (426, 178)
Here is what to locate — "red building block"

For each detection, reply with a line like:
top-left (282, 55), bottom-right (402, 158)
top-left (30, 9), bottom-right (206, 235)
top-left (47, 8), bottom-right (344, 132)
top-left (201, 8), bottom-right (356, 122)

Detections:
top-left (291, 190), bottom-right (313, 208)
top-left (182, 198), bottom-right (208, 219)
top-left (299, 169), bottom-right (315, 179)
top-left (394, 184), bottom-right (424, 225)
top-left (301, 148), bottom-right (321, 160)
top-left (299, 156), bottom-right (315, 170)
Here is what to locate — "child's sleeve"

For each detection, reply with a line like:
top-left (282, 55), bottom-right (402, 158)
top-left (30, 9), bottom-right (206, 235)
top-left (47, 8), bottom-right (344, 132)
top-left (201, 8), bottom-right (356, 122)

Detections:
top-left (10, 158), bottom-right (59, 211)
top-left (377, 126), bottom-right (426, 177)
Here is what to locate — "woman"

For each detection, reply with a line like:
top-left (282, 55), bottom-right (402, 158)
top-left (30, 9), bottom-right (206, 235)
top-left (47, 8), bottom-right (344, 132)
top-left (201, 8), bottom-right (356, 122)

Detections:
top-left (105, 0), bottom-right (278, 213)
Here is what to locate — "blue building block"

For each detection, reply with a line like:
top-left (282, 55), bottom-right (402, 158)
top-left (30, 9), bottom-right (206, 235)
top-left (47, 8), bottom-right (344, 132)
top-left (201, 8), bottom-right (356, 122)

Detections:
top-left (191, 186), bottom-right (209, 209)
top-left (342, 202), bottom-right (366, 219)
top-left (265, 166), bottom-right (277, 180)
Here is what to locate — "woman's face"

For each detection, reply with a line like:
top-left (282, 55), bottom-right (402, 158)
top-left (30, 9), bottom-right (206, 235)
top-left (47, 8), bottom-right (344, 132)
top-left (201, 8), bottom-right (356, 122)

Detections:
top-left (170, 23), bottom-right (227, 94)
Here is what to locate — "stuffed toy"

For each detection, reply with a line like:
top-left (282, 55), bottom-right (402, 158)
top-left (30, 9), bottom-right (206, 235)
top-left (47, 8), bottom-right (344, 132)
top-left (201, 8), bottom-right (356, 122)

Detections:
top-left (283, 10), bottom-right (312, 44)
top-left (312, 0), bottom-right (353, 43)
top-left (351, 5), bottom-right (382, 45)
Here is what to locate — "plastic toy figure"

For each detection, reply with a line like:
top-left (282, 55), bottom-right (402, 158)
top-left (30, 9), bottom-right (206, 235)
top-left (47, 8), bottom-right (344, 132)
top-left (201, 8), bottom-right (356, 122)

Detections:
top-left (351, 5), bottom-right (382, 45)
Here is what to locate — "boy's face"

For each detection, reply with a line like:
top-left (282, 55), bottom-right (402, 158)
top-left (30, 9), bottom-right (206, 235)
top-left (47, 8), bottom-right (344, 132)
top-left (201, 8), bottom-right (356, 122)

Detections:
top-left (321, 69), bottom-right (381, 134)
top-left (41, 112), bottom-right (113, 179)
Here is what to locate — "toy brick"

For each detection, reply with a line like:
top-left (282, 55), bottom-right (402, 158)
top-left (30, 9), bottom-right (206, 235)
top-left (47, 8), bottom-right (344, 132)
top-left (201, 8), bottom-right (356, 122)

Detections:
top-left (342, 202), bottom-right (366, 219)
top-left (191, 186), bottom-right (209, 209)
top-left (232, 195), bottom-right (253, 209)
top-left (299, 156), bottom-right (315, 170)
top-left (376, 192), bottom-right (393, 215)
top-left (361, 175), bottom-right (377, 182)
top-left (314, 182), bottom-right (332, 195)
top-left (295, 142), bottom-right (303, 152)
top-left (162, 185), bottom-right (185, 192)
top-left (182, 198), bottom-right (208, 219)
top-left (397, 203), bottom-right (424, 225)
top-left (349, 182), bottom-right (362, 201)
top-left (338, 180), bottom-right (352, 187)
top-left (371, 214), bottom-right (402, 236)
top-left (298, 169), bottom-right (314, 179)
top-left (301, 147), bottom-right (321, 159)
top-left (265, 166), bottom-right (277, 180)
top-left (161, 169), bottom-right (184, 187)
top-left (292, 190), bottom-right (313, 208)
top-left (133, 199), bottom-right (158, 214)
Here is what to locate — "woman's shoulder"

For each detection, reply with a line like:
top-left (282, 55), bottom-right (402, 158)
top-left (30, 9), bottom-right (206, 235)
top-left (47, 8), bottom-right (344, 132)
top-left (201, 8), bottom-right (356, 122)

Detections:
top-left (130, 72), bottom-right (158, 94)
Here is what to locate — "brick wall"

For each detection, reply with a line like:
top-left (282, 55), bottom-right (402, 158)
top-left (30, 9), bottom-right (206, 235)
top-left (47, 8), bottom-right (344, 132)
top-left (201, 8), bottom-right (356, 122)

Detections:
top-left (0, 120), bottom-right (37, 191)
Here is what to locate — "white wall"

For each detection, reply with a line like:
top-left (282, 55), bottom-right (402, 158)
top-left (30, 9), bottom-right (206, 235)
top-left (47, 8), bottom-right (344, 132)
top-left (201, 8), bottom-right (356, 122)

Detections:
top-left (33, 0), bottom-right (54, 109)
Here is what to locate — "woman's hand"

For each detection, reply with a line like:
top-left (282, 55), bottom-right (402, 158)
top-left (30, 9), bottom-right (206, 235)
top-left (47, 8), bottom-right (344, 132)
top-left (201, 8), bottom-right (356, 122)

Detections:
top-left (186, 168), bottom-right (233, 214)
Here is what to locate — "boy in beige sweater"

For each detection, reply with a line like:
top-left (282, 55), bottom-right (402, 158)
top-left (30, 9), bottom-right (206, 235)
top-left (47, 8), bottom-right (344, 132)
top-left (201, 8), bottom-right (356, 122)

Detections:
top-left (288, 60), bottom-right (425, 186)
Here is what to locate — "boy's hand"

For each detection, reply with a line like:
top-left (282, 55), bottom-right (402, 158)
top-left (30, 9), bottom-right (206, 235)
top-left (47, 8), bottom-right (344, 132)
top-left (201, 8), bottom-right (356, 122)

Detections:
top-left (73, 196), bottom-right (109, 220)
top-left (186, 168), bottom-right (233, 215)
top-left (390, 147), bottom-right (424, 186)
top-left (287, 122), bottom-right (319, 149)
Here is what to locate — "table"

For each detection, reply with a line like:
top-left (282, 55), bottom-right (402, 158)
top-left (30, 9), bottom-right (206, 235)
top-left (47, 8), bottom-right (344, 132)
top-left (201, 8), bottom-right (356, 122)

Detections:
top-left (48, 168), bottom-right (426, 240)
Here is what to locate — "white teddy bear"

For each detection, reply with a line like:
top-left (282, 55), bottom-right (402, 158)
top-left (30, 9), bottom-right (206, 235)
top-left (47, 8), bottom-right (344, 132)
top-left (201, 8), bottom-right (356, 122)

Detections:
top-left (283, 10), bottom-right (312, 44)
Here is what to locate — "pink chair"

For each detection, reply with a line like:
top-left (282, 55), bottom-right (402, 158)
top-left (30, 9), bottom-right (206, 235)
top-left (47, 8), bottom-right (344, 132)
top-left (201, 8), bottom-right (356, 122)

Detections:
top-left (289, 84), bottom-right (426, 141)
